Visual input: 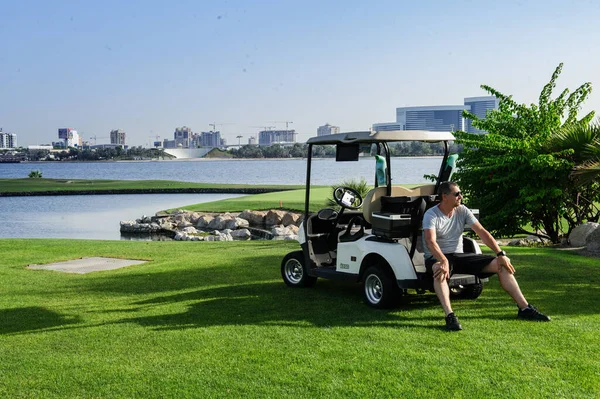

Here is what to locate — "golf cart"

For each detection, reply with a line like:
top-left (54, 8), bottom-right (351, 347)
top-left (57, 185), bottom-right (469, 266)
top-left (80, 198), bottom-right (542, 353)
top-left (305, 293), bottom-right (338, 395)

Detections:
top-left (281, 129), bottom-right (487, 308)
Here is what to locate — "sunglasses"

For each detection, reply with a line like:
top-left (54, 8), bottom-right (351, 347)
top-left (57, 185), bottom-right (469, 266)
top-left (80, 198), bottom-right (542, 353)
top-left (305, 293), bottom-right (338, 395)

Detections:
top-left (445, 191), bottom-right (462, 197)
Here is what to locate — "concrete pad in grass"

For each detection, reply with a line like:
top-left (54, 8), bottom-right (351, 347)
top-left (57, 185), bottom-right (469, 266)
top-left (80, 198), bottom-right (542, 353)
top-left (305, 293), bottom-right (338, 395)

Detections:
top-left (28, 257), bottom-right (147, 274)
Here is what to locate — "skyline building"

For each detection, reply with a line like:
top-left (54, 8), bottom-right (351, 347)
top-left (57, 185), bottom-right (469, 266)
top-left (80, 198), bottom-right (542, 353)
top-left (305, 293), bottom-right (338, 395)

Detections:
top-left (248, 136), bottom-right (257, 145)
top-left (317, 123), bottom-right (340, 136)
top-left (0, 129), bottom-right (17, 149)
top-left (200, 131), bottom-right (223, 147)
top-left (58, 128), bottom-right (81, 147)
top-left (174, 126), bottom-right (192, 147)
top-left (110, 129), bottom-right (126, 145)
top-left (258, 129), bottom-right (297, 146)
top-left (464, 96), bottom-right (499, 134)
top-left (373, 105), bottom-right (468, 133)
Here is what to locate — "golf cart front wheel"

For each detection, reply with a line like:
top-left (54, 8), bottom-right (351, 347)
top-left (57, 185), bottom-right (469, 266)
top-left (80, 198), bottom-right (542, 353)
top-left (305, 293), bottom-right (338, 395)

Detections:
top-left (363, 266), bottom-right (399, 309)
top-left (450, 281), bottom-right (484, 299)
top-left (281, 251), bottom-right (317, 288)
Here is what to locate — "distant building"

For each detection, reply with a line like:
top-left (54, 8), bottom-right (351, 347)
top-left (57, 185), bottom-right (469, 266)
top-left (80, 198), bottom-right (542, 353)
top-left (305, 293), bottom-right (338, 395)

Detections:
top-left (58, 128), bottom-right (81, 147)
top-left (200, 131), bottom-right (223, 148)
top-left (174, 126), bottom-right (192, 148)
top-left (110, 129), bottom-right (126, 145)
top-left (248, 136), bottom-right (257, 145)
top-left (464, 96), bottom-right (499, 134)
top-left (258, 130), bottom-right (297, 146)
top-left (317, 123), bottom-right (340, 136)
top-left (0, 129), bottom-right (17, 149)
top-left (373, 106), bottom-right (468, 132)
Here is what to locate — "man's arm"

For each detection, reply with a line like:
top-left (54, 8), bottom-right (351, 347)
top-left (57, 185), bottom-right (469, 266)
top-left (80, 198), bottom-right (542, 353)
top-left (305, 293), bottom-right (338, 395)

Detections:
top-left (424, 228), bottom-right (450, 280)
top-left (470, 221), bottom-right (515, 274)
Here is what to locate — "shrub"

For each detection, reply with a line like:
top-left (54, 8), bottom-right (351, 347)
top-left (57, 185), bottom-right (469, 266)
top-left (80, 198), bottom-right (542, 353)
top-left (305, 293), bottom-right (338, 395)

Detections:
top-left (28, 170), bottom-right (43, 178)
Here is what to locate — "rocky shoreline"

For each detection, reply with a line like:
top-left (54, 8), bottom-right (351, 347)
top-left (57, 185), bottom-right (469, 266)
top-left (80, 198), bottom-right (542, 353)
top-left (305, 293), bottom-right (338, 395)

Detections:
top-left (120, 209), bottom-right (303, 241)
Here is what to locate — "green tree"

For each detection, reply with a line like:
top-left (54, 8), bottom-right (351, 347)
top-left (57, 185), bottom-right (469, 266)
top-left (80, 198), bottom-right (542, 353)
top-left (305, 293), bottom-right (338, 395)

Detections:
top-left (454, 63), bottom-right (596, 243)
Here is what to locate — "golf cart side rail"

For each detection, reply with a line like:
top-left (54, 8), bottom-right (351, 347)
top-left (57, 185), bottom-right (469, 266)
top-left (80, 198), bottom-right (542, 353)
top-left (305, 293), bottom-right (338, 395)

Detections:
top-left (306, 130), bottom-right (455, 145)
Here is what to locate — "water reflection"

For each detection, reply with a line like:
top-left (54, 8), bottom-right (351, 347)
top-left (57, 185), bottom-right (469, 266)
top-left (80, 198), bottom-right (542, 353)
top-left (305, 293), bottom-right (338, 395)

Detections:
top-left (0, 194), bottom-right (241, 240)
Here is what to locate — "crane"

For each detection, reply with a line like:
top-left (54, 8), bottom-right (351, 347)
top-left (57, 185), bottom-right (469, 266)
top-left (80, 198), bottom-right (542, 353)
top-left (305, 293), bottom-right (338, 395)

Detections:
top-left (268, 121), bottom-right (294, 130)
top-left (89, 135), bottom-right (109, 145)
top-left (209, 122), bottom-right (234, 132)
top-left (250, 125), bottom-right (276, 132)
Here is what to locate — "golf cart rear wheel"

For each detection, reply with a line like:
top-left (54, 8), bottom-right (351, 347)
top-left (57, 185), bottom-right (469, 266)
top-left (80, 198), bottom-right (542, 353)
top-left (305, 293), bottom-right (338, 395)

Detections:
top-left (363, 266), bottom-right (399, 309)
top-left (281, 251), bottom-right (317, 288)
top-left (450, 281), bottom-right (484, 299)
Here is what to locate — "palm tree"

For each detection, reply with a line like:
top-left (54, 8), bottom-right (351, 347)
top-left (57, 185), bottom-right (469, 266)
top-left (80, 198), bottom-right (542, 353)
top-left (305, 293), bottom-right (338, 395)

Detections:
top-left (548, 119), bottom-right (600, 185)
top-left (547, 120), bottom-right (600, 227)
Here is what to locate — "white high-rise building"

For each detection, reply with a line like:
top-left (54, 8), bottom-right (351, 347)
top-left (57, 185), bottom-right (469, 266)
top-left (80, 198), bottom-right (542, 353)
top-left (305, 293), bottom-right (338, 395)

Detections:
top-left (0, 129), bottom-right (17, 148)
top-left (464, 96), bottom-right (499, 134)
top-left (58, 128), bottom-right (81, 147)
top-left (317, 123), bottom-right (340, 136)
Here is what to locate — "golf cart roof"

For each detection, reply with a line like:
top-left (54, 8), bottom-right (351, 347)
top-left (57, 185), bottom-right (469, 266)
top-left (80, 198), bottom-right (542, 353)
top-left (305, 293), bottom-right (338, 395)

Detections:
top-left (306, 130), bottom-right (455, 145)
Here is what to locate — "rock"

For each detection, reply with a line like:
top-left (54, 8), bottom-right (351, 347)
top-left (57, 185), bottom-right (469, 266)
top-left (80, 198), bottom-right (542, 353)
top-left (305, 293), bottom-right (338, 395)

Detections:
top-left (205, 235), bottom-right (215, 241)
top-left (174, 232), bottom-right (186, 241)
top-left (177, 221), bottom-right (193, 228)
top-left (182, 226), bottom-right (198, 234)
top-left (281, 212), bottom-right (300, 227)
top-left (214, 232), bottom-right (233, 241)
top-left (189, 212), bottom-right (201, 224)
top-left (508, 239), bottom-right (529, 247)
top-left (208, 215), bottom-right (233, 230)
top-left (196, 215), bottom-right (214, 229)
top-left (239, 210), bottom-right (266, 226)
top-left (287, 225), bottom-right (299, 234)
top-left (586, 227), bottom-right (600, 253)
top-left (224, 217), bottom-right (249, 230)
top-left (272, 225), bottom-right (292, 236)
top-left (284, 235), bottom-right (299, 241)
top-left (120, 220), bottom-right (161, 233)
top-left (231, 228), bottom-right (252, 240)
top-left (265, 210), bottom-right (286, 227)
top-left (569, 222), bottom-right (600, 247)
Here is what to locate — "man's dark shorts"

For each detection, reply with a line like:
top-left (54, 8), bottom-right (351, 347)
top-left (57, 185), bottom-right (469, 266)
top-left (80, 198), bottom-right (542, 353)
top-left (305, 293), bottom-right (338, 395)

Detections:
top-left (425, 253), bottom-right (497, 279)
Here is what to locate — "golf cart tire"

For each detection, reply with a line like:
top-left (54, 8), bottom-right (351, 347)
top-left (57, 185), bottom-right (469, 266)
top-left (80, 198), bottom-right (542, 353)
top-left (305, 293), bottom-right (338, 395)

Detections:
top-left (281, 251), bottom-right (317, 288)
top-left (450, 281), bottom-right (484, 300)
top-left (362, 266), bottom-right (400, 309)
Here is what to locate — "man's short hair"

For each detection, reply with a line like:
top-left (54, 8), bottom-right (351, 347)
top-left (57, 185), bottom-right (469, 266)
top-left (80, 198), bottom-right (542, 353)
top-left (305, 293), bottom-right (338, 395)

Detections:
top-left (438, 181), bottom-right (458, 196)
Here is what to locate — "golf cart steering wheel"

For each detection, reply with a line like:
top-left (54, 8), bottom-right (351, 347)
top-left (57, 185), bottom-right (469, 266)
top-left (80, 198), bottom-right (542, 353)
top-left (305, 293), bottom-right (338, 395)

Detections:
top-left (333, 186), bottom-right (363, 210)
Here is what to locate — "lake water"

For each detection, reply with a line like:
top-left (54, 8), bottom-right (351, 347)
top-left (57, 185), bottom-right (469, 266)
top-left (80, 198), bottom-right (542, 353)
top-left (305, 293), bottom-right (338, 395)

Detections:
top-left (0, 157), bottom-right (441, 240)
top-left (0, 193), bottom-right (241, 240)
top-left (0, 157), bottom-right (442, 185)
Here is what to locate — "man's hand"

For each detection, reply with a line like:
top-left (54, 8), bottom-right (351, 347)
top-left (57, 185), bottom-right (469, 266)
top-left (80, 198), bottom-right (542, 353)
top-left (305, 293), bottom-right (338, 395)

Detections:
top-left (432, 261), bottom-right (450, 281)
top-left (497, 255), bottom-right (515, 274)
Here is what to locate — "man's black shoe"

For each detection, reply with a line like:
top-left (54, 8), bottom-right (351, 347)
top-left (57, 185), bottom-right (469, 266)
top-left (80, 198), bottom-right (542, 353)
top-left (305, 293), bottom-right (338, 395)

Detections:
top-left (518, 305), bottom-right (551, 321)
top-left (445, 313), bottom-right (462, 331)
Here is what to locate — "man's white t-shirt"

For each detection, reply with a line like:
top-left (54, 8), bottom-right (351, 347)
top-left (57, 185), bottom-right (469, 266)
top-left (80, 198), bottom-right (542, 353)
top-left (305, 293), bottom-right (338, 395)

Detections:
top-left (422, 205), bottom-right (478, 258)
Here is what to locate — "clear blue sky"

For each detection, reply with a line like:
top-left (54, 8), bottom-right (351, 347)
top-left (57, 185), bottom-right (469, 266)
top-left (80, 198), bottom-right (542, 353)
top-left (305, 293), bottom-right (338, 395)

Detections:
top-left (1, 0), bottom-right (599, 146)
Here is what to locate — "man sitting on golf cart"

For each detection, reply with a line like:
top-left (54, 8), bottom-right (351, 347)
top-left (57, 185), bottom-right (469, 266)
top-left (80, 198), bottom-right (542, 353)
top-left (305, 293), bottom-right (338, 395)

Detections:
top-left (423, 181), bottom-right (551, 331)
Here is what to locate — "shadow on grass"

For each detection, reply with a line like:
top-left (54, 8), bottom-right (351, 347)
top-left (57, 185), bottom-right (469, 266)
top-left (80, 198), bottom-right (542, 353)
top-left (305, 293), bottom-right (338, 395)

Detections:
top-left (117, 280), bottom-right (444, 330)
top-left (0, 306), bottom-right (81, 335)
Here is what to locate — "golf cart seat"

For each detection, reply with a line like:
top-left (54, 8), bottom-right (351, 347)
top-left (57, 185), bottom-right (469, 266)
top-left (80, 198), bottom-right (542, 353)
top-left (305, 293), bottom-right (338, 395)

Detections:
top-left (362, 186), bottom-right (435, 224)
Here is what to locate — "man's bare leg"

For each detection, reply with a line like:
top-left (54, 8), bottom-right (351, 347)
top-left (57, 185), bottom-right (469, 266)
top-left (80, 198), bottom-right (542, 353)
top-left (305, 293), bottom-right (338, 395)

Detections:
top-left (433, 278), bottom-right (453, 315)
top-left (482, 259), bottom-right (528, 309)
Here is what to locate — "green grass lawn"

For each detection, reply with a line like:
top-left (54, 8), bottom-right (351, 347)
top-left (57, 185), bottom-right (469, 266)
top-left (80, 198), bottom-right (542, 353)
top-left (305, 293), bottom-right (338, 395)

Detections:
top-left (174, 187), bottom-right (331, 213)
top-left (1, 239), bottom-right (598, 398)
top-left (0, 178), bottom-right (303, 193)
